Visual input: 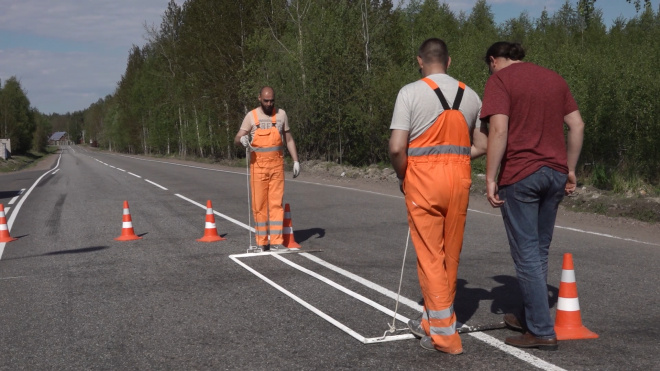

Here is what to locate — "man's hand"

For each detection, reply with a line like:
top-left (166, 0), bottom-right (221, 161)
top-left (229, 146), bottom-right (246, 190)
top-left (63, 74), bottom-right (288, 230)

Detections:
top-left (487, 180), bottom-right (504, 208)
top-left (240, 135), bottom-right (250, 148)
top-left (398, 178), bottom-right (405, 195)
top-left (293, 161), bottom-right (300, 178)
top-left (565, 171), bottom-right (577, 195)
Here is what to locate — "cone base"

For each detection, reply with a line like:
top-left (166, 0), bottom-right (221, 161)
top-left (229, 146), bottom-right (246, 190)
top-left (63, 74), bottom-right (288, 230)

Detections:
top-left (282, 238), bottom-right (300, 248)
top-left (115, 234), bottom-right (142, 241)
top-left (0, 236), bottom-right (18, 243)
top-left (555, 325), bottom-right (599, 340)
top-left (197, 235), bottom-right (226, 242)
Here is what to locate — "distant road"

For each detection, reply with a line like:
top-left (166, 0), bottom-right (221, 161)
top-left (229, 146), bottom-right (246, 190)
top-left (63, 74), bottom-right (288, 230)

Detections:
top-left (0, 145), bottom-right (657, 370)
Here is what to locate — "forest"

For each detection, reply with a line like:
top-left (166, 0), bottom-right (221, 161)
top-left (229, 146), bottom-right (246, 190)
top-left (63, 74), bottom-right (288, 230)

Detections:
top-left (2, 0), bottom-right (659, 190)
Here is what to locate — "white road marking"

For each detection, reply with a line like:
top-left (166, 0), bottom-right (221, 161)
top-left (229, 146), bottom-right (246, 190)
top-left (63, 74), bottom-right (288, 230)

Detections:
top-left (469, 332), bottom-right (567, 371)
top-left (0, 153), bottom-right (62, 259)
top-left (144, 179), bottom-right (168, 190)
top-left (128, 172), bottom-right (141, 178)
top-left (8, 196), bottom-right (19, 205)
top-left (174, 194), bottom-right (253, 231)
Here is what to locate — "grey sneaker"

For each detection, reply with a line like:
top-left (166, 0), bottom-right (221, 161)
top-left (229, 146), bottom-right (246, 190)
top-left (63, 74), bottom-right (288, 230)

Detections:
top-left (420, 336), bottom-right (463, 355)
top-left (270, 244), bottom-right (283, 250)
top-left (408, 319), bottom-right (425, 338)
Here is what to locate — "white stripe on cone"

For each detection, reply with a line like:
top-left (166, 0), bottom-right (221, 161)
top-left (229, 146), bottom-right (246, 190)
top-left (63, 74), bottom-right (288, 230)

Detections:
top-left (557, 297), bottom-right (580, 311)
top-left (561, 269), bottom-right (576, 283)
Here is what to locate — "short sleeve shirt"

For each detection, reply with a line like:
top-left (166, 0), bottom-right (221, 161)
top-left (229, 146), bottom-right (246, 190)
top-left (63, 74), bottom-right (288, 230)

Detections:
top-left (240, 107), bottom-right (290, 137)
top-left (390, 73), bottom-right (482, 141)
top-left (480, 62), bottom-right (579, 185)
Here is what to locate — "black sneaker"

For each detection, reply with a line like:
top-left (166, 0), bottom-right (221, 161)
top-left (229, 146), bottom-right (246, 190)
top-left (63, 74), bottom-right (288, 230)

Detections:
top-left (408, 319), bottom-right (425, 338)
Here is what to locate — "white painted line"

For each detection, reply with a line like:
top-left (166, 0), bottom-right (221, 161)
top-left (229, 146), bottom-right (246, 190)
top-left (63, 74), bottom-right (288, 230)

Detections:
top-left (144, 179), bottom-right (168, 190)
top-left (8, 196), bottom-right (19, 205)
top-left (109, 166), bottom-right (116, 169)
top-left (299, 252), bottom-right (423, 312)
top-left (4, 207), bottom-right (10, 214)
top-left (128, 172), bottom-right (141, 178)
top-left (272, 253), bottom-right (413, 325)
top-left (554, 225), bottom-right (659, 246)
top-left (1, 152), bottom-right (62, 259)
top-left (114, 153), bottom-right (245, 175)
top-left (468, 332), bottom-right (567, 371)
top-left (18, 189), bottom-right (25, 195)
top-left (0, 276), bottom-right (29, 280)
top-left (174, 194), bottom-right (253, 231)
top-left (229, 254), bottom-right (367, 343)
top-left (239, 252), bottom-right (565, 368)
top-left (51, 169), bottom-right (60, 175)
top-left (293, 179), bottom-right (402, 199)
top-left (116, 168), bottom-right (126, 172)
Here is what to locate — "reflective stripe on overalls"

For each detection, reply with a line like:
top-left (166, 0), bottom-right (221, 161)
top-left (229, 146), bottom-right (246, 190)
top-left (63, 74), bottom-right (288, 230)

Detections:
top-left (250, 109), bottom-right (285, 246)
top-left (404, 78), bottom-right (471, 353)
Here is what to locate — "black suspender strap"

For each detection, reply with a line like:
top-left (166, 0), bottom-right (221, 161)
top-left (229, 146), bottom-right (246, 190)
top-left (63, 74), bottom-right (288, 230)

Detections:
top-left (452, 86), bottom-right (465, 110)
top-left (432, 88), bottom-right (451, 111)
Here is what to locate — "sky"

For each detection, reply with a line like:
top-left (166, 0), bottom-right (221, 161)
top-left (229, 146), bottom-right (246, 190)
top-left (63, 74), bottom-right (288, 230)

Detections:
top-left (0, 0), bottom-right (657, 115)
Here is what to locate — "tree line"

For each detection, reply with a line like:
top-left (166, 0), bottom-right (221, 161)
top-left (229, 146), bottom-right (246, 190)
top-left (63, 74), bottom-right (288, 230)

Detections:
top-left (0, 77), bottom-right (51, 155)
top-left (6, 0), bottom-right (659, 187)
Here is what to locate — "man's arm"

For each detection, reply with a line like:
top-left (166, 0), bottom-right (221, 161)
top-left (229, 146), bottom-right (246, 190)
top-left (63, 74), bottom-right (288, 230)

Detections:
top-left (284, 131), bottom-right (299, 162)
top-left (470, 121), bottom-right (488, 159)
top-left (234, 129), bottom-right (249, 146)
top-left (564, 110), bottom-right (584, 195)
top-left (389, 129), bottom-right (409, 186)
top-left (486, 114), bottom-right (508, 207)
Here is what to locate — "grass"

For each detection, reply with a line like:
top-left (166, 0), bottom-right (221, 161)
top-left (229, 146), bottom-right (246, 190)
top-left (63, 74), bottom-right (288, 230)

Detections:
top-left (0, 146), bottom-right (58, 173)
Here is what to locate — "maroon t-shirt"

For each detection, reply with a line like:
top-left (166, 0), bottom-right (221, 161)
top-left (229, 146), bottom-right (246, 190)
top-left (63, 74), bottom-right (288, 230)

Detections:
top-left (480, 62), bottom-right (579, 186)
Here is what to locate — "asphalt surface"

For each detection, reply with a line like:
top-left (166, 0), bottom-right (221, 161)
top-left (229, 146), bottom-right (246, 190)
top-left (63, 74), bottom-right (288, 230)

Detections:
top-left (0, 146), bottom-right (658, 370)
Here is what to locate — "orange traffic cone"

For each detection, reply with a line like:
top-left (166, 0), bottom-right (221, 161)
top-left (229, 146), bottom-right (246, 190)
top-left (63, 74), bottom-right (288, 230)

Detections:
top-left (554, 253), bottom-right (598, 340)
top-left (115, 201), bottom-right (142, 241)
top-left (197, 200), bottom-right (226, 242)
top-left (0, 204), bottom-right (18, 243)
top-left (282, 203), bottom-right (301, 249)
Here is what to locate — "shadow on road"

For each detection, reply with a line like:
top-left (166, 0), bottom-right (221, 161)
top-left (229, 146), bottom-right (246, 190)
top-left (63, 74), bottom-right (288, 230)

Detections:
top-left (44, 246), bottom-right (110, 255)
top-left (294, 228), bottom-right (325, 243)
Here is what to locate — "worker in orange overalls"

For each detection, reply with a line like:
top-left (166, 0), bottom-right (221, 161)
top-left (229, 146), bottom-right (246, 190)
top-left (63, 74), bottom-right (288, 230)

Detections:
top-left (389, 38), bottom-right (487, 354)
top-left (235, 86), bottom-right (300, 251)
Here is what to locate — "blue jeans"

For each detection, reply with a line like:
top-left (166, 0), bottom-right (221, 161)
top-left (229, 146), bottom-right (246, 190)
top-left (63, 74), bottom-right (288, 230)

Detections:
top-left (498, 166), bottom-right (567, 338)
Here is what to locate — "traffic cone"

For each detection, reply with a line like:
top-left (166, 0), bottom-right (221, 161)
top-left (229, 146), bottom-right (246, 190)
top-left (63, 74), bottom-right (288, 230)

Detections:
top-left (282, 203), bottom-right (301, 249)
top-left (115, 201), bottom-right (142, 241)
top-left (554, 253), bottom-right (598, 340)
top-left (0, 204), bottom-right (17, 243)
top-left (197, 200), bottom-right (226, 242)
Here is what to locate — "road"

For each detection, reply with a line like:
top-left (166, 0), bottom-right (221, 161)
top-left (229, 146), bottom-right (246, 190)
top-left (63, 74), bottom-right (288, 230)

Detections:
top-left (0, 146), bottom-right (658, 370)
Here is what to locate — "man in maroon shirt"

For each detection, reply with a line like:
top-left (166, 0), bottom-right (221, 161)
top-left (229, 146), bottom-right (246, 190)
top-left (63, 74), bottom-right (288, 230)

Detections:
top-left (480, 42), bottom-right (584, 351)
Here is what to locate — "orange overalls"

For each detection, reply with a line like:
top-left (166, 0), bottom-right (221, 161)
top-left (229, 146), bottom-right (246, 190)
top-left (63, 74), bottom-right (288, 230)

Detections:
top-left (405, 78), bottom-right (472, 353)
top-left (249, 109), bottom-right (285, 247)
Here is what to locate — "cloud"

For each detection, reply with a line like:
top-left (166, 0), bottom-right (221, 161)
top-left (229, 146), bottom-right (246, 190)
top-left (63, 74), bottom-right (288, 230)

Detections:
top-left (0, 0), bottom-right (183, 114)
top-left (0, 48), bottom-right (125, 114)
top-left (0, 0), bottom-right (169, 48)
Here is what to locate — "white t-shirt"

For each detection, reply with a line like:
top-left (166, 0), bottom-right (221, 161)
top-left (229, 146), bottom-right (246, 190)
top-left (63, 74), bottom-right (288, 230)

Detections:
top-left (390, 73), bottom-right (481, 141)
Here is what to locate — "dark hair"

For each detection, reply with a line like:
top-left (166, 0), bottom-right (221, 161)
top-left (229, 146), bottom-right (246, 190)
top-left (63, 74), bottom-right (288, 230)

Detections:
top-left (418, 38), bottom-right (449, 66)
top-left (484, 42), bottom-right (525, 64)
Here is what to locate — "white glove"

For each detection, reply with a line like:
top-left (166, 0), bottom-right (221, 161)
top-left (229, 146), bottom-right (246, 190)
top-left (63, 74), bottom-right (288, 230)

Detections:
top-left (293, 161), bottom-right (300, 178)
top-left (240, 135), bottom-right (250, 148)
